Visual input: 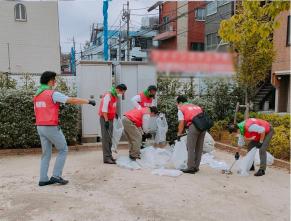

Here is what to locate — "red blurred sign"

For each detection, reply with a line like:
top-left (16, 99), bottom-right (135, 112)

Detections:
top-left (150, 50), bottom-right (234, 74)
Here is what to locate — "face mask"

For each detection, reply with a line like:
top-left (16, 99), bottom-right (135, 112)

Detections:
top-left (118, 94), bottom-right (123, 98)
top-left (149, 94), bottom-right (155, 98)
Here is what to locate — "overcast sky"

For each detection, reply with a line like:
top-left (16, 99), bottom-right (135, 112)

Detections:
top-left (58, 0), bottom-right (158, 53)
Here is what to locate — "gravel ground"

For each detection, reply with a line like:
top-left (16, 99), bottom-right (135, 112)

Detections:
top-left (0, 149), bottom-right (289, 221)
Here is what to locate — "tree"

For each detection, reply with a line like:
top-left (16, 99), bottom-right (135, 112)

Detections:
top-left (219, 1), bottom-right (290, 116)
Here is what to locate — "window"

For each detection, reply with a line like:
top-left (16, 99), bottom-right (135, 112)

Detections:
top-left (217, 0), bottom-right (230, 7)
top-left (206, 1), bottom-right (217, 16)
top-left (14, 3), bottom-right (27, 21)
top-left (162, 16), bottom-right (171, 32)
top-left (195, 8), bottom-right (206, 21)
top-left (121, 50), bottom-right (125, 61)
top-left (110, 49), bottom-right (117, 60)
top-left (206, 32), bottom-right (219, 50)
top-left (190, 42), bottom-right (205, 51)
top-left (287, 15), bottom-right (290, 46)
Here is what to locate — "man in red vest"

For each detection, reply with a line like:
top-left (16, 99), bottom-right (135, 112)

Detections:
top-left (34, 71), bottom-right (96, 186)
top-left (131, 85), bottom-right (157, 109)
top-left (176, 95), bottom-right (205, 174)
top-left (122, 106), bottom-right (159, 160)
top-left (99, 84), bottom-right (127, 164)
top-left (228, 118), bottom-right (274, 176)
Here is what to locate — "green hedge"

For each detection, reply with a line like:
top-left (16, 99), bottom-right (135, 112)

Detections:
top-left (0, 89), bottom-right (79, 148)
top-left (0, 73), bottom-right (79, 148)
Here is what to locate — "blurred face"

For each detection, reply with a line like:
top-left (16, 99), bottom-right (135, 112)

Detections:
top-left (150, 112), bottom-right (157, 117)
top-left (48, 78), bottom-right (56, 87)
top-left (116, 88), bottom-right (125, 95)
top-left (149, 90), bottom-right (156, 97)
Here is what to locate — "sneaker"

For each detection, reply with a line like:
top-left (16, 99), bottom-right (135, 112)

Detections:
top-left (129, 155), bottom-right (141, 161)
top-left (181, 168), bottom-right (197, 174)
top-left (254, 169), bottom-right (265, 176)
top-left (50, 176), bottom-right (69, 185)
top-left (104, 159), bottom-right (116, 164)
top-left (38, 180), bottom-right (54, 187)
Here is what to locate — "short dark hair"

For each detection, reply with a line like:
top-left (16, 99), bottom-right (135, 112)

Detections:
top-left (116, 83), bottom-right (127, 91)
top-left (40, 71), bottom-right (56, 84)
top-left (149, 106), bottom-right (159, 115)
top-left (228, 123), bottom-right (238, 134)
top-left (147, 85), bottom-right (157, 92)
top-left (176, 95), bottom-right (188, 104)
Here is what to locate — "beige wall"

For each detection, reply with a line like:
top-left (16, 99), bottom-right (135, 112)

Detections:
top-left (177, 1), bottom-right (188, 50)
top-left (0, 1), bottom-right (60, 73)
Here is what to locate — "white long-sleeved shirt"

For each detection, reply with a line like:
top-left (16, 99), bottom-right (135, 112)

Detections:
top-left (131, 94), bottom-right (156, 109)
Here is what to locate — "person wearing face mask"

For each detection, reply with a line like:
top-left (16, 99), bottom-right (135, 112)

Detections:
top-left (131, 85), bottom-right (157, 109)
top-left (122, 106), bottom-right (159, 160)
top-left (34, 71), bottom-right (96, 187)
top-left (228, 118), bottom-right (274, 176)
top-left (99, 84), bottom-right (127, 164)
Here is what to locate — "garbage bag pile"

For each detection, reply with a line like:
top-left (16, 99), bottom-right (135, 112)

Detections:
top-left (116, 132), bottom-right (229, 177)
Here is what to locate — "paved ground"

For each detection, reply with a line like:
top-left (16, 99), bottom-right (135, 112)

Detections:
top-left (0, 149), bottom-right (290, 221)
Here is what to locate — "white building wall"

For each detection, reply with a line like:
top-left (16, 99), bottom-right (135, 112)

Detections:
top-left (0, 1), bottom-right (60, 73)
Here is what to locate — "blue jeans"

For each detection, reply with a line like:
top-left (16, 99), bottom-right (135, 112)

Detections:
top-left (37, 126), bottom-right (68, 182)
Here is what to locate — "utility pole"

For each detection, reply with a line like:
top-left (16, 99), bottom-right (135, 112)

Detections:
top-left (7, 43), bottom-right (11, 73)
top-left (122, 1), bottom-right (130, 61)
top-left (126, 1), bottom-right (130, 61)
top-left (73, 36), bottom-right (76, 53)
top-left (119, 20), bottom-right (122, 61)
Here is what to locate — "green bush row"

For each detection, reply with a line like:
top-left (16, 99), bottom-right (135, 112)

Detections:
top-left (0, 74), bottom-right (79, 148)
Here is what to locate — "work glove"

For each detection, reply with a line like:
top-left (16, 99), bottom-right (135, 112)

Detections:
top-left (105, 121), bottom-right (110, 130)
top-left (88, 99), bottom-right (96, 106)
top-left (235, 152), bottom-right (240, 160)
top-left (144, 133), bottom-right (152, 139)
top-left (256, 142), bottom-right (263, 149)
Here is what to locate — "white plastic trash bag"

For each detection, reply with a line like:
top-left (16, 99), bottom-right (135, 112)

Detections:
top-left (116, 156), bottom-right (141, 170)
top-left (255, 151), bottom-right (274, 166)
top-left (171, 140), bottom-right (188, 170)
top-left (155, 113), bottom-right (168, 144)
top-left (139, 146), bottom-right (172, 169)
top-left (203, 132), bottom-right (215, 153)
top-left (237, 147), bottom-right (257, 176)
top-left (151, 168), bottom-right (183, 177)
top-left (111, 117), bottom-right (124, 153)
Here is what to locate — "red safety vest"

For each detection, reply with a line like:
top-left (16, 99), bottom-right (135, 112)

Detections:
top-left (139, 92), bottom-right (153, 108)
top-left (98, 92), bottom-right (117, 120)
top-left (34, 90), bottom-right (60, 126)
top-left (125, 107), bottom-right (148, 128)
top-left (244, 118), bottom-right (271, 142)
top-left (179, 104), bottom-right (203, 126)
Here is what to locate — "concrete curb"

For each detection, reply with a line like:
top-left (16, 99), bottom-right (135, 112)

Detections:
top-left (215, 141), bottom-right (290, 172)
top-left (0, 142), bottom-right (129, 156)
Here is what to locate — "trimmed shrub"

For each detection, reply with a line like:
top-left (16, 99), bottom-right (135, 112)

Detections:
top-left (269, 125), bottom-right (290, 161)
top-left (0, 74), bottom-right (79, 148)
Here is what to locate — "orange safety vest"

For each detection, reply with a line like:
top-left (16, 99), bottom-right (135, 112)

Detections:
top-left (139, 92), bottom-right (153, 108)
top-left (34, 90), bottom-right (60, 126)
top-left (124, 107), bottom-right (148, 128)
top-left (179, 104), bottom-right (203, 126)
top-left (99, 92), bottom-right (117, 120)
top-left (244, 118), bottom-right (270, 142)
